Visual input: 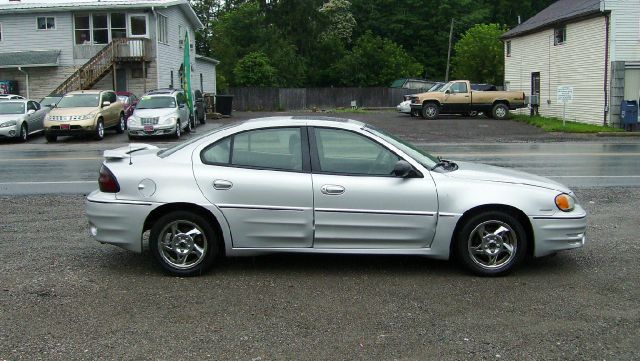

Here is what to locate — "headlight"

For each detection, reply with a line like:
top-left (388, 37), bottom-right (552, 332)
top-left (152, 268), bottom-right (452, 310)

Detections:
top-left (128, 116), bottom-right (138, 126)
top-left (79, 113), bottom-right (96, 120)
top-left (555, 193), bottom-right (576, 212)
top-left (160, 116), bottom-right (177, 125)
top-left (0, 120), bottom-right (17, 128)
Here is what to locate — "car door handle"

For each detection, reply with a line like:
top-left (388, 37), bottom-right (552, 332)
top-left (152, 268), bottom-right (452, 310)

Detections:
top-left (321, 185), bottom-right (345, 195)
top-left (213, 179), bottom-right (233, 190)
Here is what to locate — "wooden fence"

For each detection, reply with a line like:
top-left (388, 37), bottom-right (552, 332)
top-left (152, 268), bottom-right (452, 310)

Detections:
top-left (229, 87), bottom-right (422, 111)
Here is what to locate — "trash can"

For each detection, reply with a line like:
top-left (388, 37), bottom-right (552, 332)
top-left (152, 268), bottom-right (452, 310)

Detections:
top-left (621, 100), bottom-right (638, 125)
top-left (215, 94), bottom-right (234, 116)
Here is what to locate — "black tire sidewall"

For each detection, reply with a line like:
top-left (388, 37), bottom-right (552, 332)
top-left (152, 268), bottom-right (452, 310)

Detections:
top-left (422, 103), bottom-right (439, 119)
top-left (95, 119), bottom-right (104, 140)
top-left (455, 211), bottom-right (528, 276)
top-left (149, 211), bottom-right (219, 276)
top-left (20, 123), bottom-right (28, 142)
top-left (492, 104), bottom-right (509, 120)
top-left (116, 114), bottom-right (125, 134)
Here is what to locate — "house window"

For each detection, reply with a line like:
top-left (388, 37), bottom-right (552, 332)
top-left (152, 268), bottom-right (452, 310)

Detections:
top-left (178, 25), bottom-right (183, 47)
top-left (92, 14), bottom-right (108, 44)
top-left (554, 26), bottom-right (566, 45)
top-left (74, 15), bottom-right (91, 44)
top-left (157, 13), bottom-right (168, 44)
top-left (131, 64), bottom-right (148, 78)
top-left (0, 23), bottom-right (3, 42)
top-left (37, 17), bottom-right (56, 30)
top-left (506, 41), bottom-right (511, 57)
top-left (128, 14), bottom-right (148, 37)
top-left (111, 13), bottom-right (126, 39)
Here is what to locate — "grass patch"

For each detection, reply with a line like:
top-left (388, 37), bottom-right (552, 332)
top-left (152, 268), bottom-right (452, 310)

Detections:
top-left (327, 107), bottom-right (368, 114)
top-left (512, 114), bottom-right (624, 133)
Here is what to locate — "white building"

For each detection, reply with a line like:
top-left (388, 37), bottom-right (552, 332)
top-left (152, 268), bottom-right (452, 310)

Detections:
top-left (503, 0), bottom-right (640, 126)
top-left (0, 0), bottom-right (218, 100)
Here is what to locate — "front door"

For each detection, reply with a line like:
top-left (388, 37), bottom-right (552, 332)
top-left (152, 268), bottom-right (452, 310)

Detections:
top-left (310, 127), bottom-right (438, 249)
top-left (116, 68), bottom-right (127, 92)
top-left (442, 81), bottom-right (471, 113)
top-left (193, 127), bottom-right (313, 248)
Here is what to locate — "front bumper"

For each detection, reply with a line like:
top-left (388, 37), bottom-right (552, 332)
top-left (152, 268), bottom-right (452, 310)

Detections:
top-left (85, 190), bottom-right (159, 253)
top-left (128, 124), bottom-right (177, 137)
top-left (0, 124), bottom-right (19, 138)
top-left (397, 101), bottom-right (411, 113)
top-left (531, 214), bottom-right (587, 257)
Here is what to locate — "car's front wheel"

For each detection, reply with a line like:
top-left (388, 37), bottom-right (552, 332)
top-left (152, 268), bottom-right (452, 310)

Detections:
top-left (94, 119), bottom-right (105, 140)
top-left (149, 211), bottom-right (219, 276)
top-left (455, 210), bottom-right (528, 276)
top-left (116, 113), bottom-right (125, 134)
top-left (422, 103), bottom-right (439, 119)
top-left (19, 123), bottom-right (28, 142)
top-left (174, 120), bottom-right (181, 139)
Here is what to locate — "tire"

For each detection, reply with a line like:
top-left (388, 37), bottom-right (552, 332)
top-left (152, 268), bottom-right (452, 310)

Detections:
top-left (421, 103), bottom-right (439, 119)
top-left (199, 111), bottom-right (206, 125)
top-left (149, 211), bottom-right (219, 276)
top-left (492, 103), bottom-right (510, 120)
top-left (186, 117), bottom-right (193, 133)
top-left (19, 123), bottom-right (28, 142)
top-left (45, 133), bottom-right (57, 143)
top-left (409, 109), bottom-right (417, 117)
top-left (94, 119), bottom-right (105, 140)
top-left (115, 113), bottom-right (125, 134)
top-left (467, 111), bottom-right (479, 117)
top-left (454, 210), bottom-right (528, 276)
top-left (191, 113), bottom-right (197, 129)
top-left (174, 120), bottom-right (181, 139)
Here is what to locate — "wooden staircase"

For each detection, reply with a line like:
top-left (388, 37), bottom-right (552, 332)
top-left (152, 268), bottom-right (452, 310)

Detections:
top-left (53, 38), bottom-right (150, 95)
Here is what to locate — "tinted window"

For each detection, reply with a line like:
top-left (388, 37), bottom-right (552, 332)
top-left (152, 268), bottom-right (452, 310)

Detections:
top-left (27, 101), bottom-right (37, 111)
top-left (201, 137), bottom-right (231, 164)
top-left (314, 128), bottom-right (399, 176)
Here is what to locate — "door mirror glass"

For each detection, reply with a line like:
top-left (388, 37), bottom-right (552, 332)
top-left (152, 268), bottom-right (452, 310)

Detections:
top-left (102, 101), bottom-right (111, 107)
top-left (444, 89), bottom-right (451, 95)
top-left (392, 160), bottom-right (414, 178)
top-left (27, 109), bottom-right (36, 115)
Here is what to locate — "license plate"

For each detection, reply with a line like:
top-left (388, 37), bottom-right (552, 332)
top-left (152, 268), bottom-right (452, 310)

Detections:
top-left (144, 125), bottom-right (154, 132)
top-left (61, 124), bottom-right (70, 130)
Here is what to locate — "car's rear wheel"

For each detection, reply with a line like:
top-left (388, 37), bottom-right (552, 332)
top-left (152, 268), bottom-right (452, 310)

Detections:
top-left (199, 111), bottom-right (206, 125)
top-left (149, 211), bottom-right (219, 276)
top-left (492, 103), bottom-right (510, 120)
top-left (116, 113), bottom-right (125, 134)
top-left (455, 210), bottom-right (527, 276)
top-left (422, 103), bottom-right (439, 119)
top-left (19, 123), bottom-right (28, 142)
top-left (94, 119), bottom-right (105, 140)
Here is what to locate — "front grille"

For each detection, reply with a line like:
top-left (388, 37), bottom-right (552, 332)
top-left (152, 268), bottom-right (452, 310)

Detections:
top-left (141, 117), bottom-right (159, 125)
top-left (48, 115), bottom-right (87, 121)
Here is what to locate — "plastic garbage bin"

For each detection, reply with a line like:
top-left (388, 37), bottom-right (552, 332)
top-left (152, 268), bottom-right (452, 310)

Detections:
top-left (621, 100), bottom-right (638, 124)
top-left (215, 94), bottom-right (234, 116)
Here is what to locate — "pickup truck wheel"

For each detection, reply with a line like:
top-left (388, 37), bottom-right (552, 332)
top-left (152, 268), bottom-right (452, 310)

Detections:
top-left (422, 103), bottom-right (439, 119)
top-left (492, 103), bottom-right (510, 120)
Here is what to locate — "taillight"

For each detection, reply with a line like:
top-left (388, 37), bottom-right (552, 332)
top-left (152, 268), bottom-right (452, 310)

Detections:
top-left (98, 165), bottom-right (120, 193)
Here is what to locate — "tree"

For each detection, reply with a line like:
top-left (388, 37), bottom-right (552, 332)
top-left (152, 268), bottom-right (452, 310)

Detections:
top-left (451, 23), bottom-right (507, 85)
top-left (334, 31), bottom-right (422, 87)
top-left (233, 51), bottom-right (278, 87)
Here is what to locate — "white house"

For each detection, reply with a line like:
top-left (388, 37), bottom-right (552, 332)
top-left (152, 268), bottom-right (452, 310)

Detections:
top-left (0, 0), bottom-right (218, 100)
top-left (503, 0), bottom-right (640, 126)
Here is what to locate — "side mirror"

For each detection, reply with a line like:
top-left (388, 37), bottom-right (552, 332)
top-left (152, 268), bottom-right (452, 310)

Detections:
top-left (27, 109), bottom-right (36, 115)
top-left (48, 103), bottom-right (56, 108)
top-left (445, 89), bottom-right (451, 95)
top-left (102, 101), bottom-right (111, 107)
top-left (392, 160), bottom-right (414, 178)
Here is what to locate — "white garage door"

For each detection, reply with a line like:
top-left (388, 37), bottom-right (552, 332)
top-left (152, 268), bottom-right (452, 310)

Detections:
top-left (624, 68), bottom-right (640, 101)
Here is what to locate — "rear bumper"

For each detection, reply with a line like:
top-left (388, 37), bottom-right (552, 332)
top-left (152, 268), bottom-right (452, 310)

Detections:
top-left (85, 191), bottom-right (158, 253)
top-left (531, 215), bottom-right (587, 257)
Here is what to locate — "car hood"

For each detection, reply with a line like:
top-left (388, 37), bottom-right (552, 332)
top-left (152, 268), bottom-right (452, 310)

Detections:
top-left (49, 107), bottom-right (98, 116)
top-left (133, 108), bottom-right (177, 118)
top-left (446, 161), bottom-right (570, 193)
top-left (0, 114), bottom-right (25, 121)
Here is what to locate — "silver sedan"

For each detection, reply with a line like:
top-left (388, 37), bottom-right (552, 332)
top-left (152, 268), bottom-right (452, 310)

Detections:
top-left (0, 99), bottom-right (47, 141)
top-left (86, 116), bottom-right (587, 276)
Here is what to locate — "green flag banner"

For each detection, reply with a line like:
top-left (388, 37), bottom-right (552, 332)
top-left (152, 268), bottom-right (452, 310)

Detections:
top-left (182, 32), bottom-right (193, 118)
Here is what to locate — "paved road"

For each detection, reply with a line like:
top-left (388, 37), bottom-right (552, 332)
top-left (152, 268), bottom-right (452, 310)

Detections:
top-left (1, 136), bottom-right (639, 195)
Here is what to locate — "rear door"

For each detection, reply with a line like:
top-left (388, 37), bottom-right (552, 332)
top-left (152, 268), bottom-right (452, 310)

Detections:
top-left (193, 126), bottom-right (314, 248)
top-left (310, 127), bottom-right (438, 249)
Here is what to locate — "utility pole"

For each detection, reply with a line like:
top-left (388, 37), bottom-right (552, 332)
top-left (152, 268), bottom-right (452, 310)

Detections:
top-left (445, 18), bottom-right (454, 82)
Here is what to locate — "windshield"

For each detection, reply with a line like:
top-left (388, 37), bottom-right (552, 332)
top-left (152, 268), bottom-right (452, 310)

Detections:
top-left (364, 125), bottom-right (438, 169)
top-left (41, 96), bottom-right (62, 106)
top-left (0, 102), bottom-right (25, 114)
top-left (57, 94), bottom-right (100, 108)
top-left (438, 81), bottom-right (455, 93)
top-left (137, 96), bottom-right (176, 109)
top-left (428, 83), bottom-right (444, 92)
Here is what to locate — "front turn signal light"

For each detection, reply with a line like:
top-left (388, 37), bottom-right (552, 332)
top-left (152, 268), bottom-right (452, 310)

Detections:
top-left (555, 193), bottom-right (575, 212)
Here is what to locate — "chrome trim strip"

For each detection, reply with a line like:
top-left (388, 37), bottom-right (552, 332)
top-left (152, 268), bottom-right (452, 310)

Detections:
top-left (218, 204), bottom-right (308, 212)
top-left (437, 212), bottom-right (460, 218)
top-left (87, 199), bottom-right (153, 206)
top-left (315, 208), bottom-right (435, 216)
top-left (532, 215), bottom-right (587, 220)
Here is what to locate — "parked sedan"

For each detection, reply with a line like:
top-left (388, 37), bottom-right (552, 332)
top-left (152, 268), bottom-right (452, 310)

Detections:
top-left (116, 91), bottom-right (138, 121)
top-left (0, 99), bottom-right (47, 141)
top-left (86, 116), bottom-right (587, 277)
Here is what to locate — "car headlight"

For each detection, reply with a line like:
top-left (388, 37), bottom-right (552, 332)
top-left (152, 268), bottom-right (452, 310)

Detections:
top-left (128, 116), bottom-right (138, 126)
top-left (80, 113), bottom-right (96, 120)
top-left (555, 193), bottom-right (576, 212)
top-left (0, 120), bottom-right (17, 128)
top-left (161, 116), bottom-right (177, 125)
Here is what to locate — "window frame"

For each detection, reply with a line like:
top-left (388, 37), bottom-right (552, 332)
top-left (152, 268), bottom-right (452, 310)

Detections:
top-left (110, 12), bottom-right (127, 40)
top-left (505, 40), bottom-right (511, 57)
top-left (308, 126), bottom-right (404, 177)
top-left (91, 13), bottom-right (109, 45)
top-left (554, 26), bottom-right (566, 46)
top-left (127, 13), bottom-right (149, 38)
top-left (36, 16), bottom-right (56, 31)
top-left (157, 13), bottom-right (168, 44)
top-left (200, 126), bottom-right (311, 173)
top-left (0, 22), bottom-right (3, 43)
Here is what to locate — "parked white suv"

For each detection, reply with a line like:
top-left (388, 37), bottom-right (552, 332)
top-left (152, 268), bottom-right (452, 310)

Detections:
top-left (127, 89), bottom-right (191, 139)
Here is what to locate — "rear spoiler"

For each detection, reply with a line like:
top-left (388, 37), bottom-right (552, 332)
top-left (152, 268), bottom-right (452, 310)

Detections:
top-left (103, 143), bottom-right (159, 160)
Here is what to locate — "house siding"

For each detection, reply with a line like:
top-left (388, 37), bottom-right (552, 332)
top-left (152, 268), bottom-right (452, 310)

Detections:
top-left (604, 0), bottom-right (640, 62)
top-left (504, 16), bottom-right (608, 125)
top-left (194, 59), bottom-right (216, 94)
top-left (155, 6), bottom-right (198, 91)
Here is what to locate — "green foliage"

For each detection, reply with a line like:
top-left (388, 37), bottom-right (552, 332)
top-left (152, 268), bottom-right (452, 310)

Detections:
top-left (233, 51), bottom-right (278, 87)
top-left (512, 114), bottom-right (624, 133)
top-left (334, 32), bottom-right (423, 86)
top-left (451, 23), bottom-right (507, 85)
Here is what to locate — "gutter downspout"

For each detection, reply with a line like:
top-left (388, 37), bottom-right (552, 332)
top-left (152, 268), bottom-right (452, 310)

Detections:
top-left (603, 13), bottom-right (610, 126)
top-left (17, 67), bottom-right (29, 99)
top-left (152, 6), bottom-right (161, 90)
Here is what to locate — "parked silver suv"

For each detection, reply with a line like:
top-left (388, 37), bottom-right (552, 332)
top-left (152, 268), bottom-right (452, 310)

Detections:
top-left (127, 89), bottom-right (191, 139)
